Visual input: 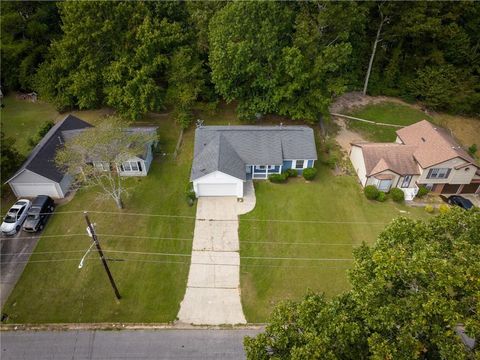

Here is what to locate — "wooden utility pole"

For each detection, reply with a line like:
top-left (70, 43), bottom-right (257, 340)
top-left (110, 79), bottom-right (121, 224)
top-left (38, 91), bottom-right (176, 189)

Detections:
top-left (363, 6), bottom-right (388, 96)
top-left (84, 211), bottom-right (121, 300)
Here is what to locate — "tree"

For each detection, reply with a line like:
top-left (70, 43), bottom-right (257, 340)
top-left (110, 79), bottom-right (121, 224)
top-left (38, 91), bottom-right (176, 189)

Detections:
top-left (0, 1), bottom-right (60, 91)
top-left (0, 132), bottom-right (24, 184)
top-left (245, 208), bottom-right (480, 359)
top-left (55, 117), bottom-right (156, 209)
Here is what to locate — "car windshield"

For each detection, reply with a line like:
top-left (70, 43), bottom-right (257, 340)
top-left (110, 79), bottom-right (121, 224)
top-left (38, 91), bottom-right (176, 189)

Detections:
top-left (3, 213), bottom-right (17, 223)
top-left (27, 214), bottom-right (39, 220)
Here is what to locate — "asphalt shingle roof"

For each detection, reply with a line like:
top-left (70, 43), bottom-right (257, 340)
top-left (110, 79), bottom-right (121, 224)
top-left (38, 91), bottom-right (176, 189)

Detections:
top-left (7, 115), bottom-right (92, 183)
top-left (191, 125), bottom-right (317, 180)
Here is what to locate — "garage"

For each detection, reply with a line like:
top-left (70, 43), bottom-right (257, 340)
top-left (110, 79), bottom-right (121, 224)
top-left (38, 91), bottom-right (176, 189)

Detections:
top-left (193, 171), bottom-right (244, 198)
top-left (441, 184), bottom-right (461, 194)
top-left (10, 183), bottom-right (61, 198)
top-left (197, 183), bottom-right (238, 197)
top-left (460, 182), bottom-right (480, 194)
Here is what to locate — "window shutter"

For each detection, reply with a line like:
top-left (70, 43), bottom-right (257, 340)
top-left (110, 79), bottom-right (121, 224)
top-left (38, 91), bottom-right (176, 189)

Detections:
top-left (427, 169), bottom-right (433, 179)
top-left (446, 168), bottom-right (451, 178)
top-left (138, 162), bottom-right (143, 172)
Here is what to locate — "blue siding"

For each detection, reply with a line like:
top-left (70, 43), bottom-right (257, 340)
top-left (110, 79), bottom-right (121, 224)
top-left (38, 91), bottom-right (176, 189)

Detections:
top-left (282, 160), bottom-right (293, 170)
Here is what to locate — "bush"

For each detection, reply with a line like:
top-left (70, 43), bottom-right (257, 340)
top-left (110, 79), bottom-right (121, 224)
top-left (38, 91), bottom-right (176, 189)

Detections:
top-left (364, 185), bottom-right (379, 200)
top-left (376, 192), bottom-right (387, 202)
top-left (424, 205), bottom-right (434, 213)
top-left (323, 155), bottom-right (338, 170)
top-left (390, 188), bottom-right (405, 202)
top-left (302, 167), bottom-right (317, 181)
top-left (468, 143), bottom-right (477, 156)
top-left (185, 182), bottom-right (196, 206)
top-left (269, 173), bottom-right (288, 183)
top-left (439, 204), bottom-right (450, 214)
top-left (416, 186), bottom-right (430, 198)
top-left (285, 169), bottom-right (298, 178)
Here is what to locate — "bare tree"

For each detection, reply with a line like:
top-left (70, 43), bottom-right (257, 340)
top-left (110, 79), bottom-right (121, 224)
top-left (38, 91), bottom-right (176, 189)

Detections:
top-left (363, 4), bottom-right (389, 96)
top-left (56, 116), bottom-right (156, 209)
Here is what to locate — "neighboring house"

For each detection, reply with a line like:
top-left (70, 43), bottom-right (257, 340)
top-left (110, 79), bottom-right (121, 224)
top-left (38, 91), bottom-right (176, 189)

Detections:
top-left (191, 125), bottom-right (317, 198)
top-left (350, 120), bottom-right (480, 200)
top-left (6, 115), bottom-right (157, 199)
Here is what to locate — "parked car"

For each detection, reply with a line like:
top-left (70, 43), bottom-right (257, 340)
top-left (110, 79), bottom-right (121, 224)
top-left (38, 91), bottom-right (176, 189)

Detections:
top-left (447, 195), bottom-right (474, 210)
top-left (22, 196), bottom-right (55, 233)
top-left (0, 199), bottom-right (31, 236)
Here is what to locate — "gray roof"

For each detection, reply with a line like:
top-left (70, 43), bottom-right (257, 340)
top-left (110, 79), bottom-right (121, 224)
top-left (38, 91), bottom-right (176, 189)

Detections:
top-left (191, 126), bottom-right (317, 180)
top-left (7, 115), bottom-right (92, 183)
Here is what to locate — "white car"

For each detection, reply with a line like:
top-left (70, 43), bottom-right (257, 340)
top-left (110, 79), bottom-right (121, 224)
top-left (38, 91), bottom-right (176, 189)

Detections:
top-left (0, 199), bottom-right (32, 236)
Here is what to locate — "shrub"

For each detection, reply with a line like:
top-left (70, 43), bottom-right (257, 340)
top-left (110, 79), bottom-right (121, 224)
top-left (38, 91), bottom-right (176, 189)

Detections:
top-left (285, 168), bottom-right (298, 178)
top-left (439, 204), bottom-right (450, 214)
top-left (303, 167), bottom-right (318, 181)
top-left (185, 182), bottom-right (196, 206)
top-left (364, 185), bottom-right (379, 200)
top-left (416, 186), bottom-right (429, 198)
top-left (269, 173), bottom-right (288, 183)
top-left (468, 143), bottom-right (477, 156)
top-left (390, 188), bottom-right (405, 202)
top-left (376, 192), bottom-right (387, 202)
top-left (323, 155), bottom-right (338, 170)
top-left (424, 205), bottom-right (434, 213)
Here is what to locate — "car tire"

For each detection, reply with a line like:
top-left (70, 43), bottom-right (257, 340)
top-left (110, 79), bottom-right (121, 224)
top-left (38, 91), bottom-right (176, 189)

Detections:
top-left (39, 224), bottom-right (44, 231)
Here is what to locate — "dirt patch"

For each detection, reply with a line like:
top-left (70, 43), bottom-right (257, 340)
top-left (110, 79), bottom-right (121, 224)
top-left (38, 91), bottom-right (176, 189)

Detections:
top-left (334, 117), bottom-right (366, 153)
top-left (329, 91), bottom-right (411, 114)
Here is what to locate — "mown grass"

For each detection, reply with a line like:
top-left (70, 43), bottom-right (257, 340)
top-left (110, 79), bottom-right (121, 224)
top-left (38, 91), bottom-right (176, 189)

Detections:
top-left (0, 95), bottom-right (59, 155)
top-left (347, 102), bottom-right (432, 142)
top-left (2, 114), bottom-right (198, 323)
top-left (239, 157), bottom-right (430, 322)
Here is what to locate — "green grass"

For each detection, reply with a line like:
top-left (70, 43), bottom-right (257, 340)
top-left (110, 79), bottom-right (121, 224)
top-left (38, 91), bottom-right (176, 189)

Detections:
top-left (0, 95), bottom-right (59, 155)
top-left (347, 102), bottom-right (432, 142)
top-left (2, 115), bottom-right (197, 323)
top-left (239, 158), bottom-right (430, 322)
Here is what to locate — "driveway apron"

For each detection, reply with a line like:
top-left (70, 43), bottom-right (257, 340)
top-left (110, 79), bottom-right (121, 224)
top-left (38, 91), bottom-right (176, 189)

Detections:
top-left (178, 182), bottom-right (255, 325)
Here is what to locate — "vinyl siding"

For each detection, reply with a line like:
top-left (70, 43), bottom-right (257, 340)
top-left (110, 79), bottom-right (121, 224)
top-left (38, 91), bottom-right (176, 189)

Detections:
top-left (349, 146), bottom-right (368, 186)
top-left (417, 157), bottom-right (477, 185)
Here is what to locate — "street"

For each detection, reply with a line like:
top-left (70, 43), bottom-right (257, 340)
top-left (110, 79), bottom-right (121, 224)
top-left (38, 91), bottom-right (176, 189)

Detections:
top-left (0, 329), bottom-right (261, 359)
top-left (0, 230), bottom-right (40, 308)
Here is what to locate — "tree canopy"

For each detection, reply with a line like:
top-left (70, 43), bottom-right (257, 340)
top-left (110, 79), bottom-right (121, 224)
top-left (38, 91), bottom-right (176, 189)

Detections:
top-left (2, 1), bottom-right (479, 121)
top-left (244, 208), bottom-right (480, 359)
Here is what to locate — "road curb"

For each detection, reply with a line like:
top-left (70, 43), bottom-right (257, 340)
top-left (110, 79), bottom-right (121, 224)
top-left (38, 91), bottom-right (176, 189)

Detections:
top-left (0, 322), bottom-right (266, 332)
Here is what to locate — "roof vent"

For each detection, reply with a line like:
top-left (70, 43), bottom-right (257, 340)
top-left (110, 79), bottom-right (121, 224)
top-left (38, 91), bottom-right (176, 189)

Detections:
top-left (421, 137), bottom-right (426, 142)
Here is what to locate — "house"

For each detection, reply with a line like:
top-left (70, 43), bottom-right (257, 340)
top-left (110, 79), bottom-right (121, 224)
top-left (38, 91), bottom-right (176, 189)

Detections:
top-left (6, 115), bottom-right (157, 199)
top-left (350, 120), bottom-right (480, 200)
top-left (191, 125), bottom-right (317, 198)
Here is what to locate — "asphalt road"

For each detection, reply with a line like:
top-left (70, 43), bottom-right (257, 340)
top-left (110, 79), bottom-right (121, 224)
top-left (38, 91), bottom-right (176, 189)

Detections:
top-left (0, 230), bottom-right (40, 308)
top-left (0, 329), bottom-right (261, 359)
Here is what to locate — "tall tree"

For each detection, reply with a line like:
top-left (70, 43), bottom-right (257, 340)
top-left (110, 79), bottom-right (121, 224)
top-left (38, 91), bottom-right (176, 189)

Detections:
top-left (55, 117), bottom-right (156, 209)
top-left (0, 132), bottom-right (24, 184)
top-left (0, 1), bottom-right (60, 91)
top-left (245, 209), bottom-right (480, 359)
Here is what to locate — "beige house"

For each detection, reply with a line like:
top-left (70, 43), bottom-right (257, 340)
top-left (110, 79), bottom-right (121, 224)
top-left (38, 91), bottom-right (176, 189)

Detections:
top-left (350, 120), bottom-right (480, 200)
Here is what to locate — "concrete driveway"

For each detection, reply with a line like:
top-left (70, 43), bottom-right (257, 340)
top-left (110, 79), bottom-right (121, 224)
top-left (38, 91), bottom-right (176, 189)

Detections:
top-left (1, 230), bottom-right (41, 309)
top-left (178, 181), bottom-right (255, 325)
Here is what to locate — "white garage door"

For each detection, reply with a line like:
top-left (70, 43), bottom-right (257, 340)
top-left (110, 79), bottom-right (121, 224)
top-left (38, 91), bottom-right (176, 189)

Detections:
top-left (11, 183), bottom-right (60, 198)
top-left (197, 183), bottom-right (237, 197)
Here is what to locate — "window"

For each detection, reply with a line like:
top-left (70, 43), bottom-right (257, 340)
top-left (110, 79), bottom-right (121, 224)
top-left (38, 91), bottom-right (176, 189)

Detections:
top-left (267, 165), bottom-right (275, 170)
top-left (401, 175), bottom-right (412, 188)
top-left (256, 165), bottom-right (266, 170)
top-left (426, 168), bottom-right (450, 179)
top-left (94, 162), bottom-right (110, 171)
top-left (295, 160), bottom-right (305, 169)
top-left (121, 161), bottom-right (142, 172)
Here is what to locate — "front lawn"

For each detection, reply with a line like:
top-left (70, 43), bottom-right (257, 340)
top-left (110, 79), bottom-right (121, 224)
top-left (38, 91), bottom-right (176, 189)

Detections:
top-left (239, 163), bottom-right (429, 322)
top-left (347, 102), bottom-right (432, 142)
top-left (2, 115), bottom-right (197, 323)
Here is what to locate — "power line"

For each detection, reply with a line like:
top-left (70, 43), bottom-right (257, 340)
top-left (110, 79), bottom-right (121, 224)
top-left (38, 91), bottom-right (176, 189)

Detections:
top-left (27, 209), bottom-right (391, 225)
top-left (0, 257), bottom-right (354, 269)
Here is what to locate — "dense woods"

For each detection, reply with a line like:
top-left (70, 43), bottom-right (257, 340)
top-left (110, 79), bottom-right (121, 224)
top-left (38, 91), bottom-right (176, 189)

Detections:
top-left (1, 1), bottom-right (479, 125)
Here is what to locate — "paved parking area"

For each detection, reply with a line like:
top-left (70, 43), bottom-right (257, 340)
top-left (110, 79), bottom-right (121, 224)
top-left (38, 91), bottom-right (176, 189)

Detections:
top-left (0, 230), bottom-right (40, 309)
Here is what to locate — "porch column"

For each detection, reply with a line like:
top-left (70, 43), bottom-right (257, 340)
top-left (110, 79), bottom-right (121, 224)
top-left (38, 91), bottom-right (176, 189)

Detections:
top-left (456, 184), bottom-right (465, 195)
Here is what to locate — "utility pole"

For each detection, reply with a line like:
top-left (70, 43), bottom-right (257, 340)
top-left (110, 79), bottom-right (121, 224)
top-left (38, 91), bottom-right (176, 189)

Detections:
top-left (84, 211), bottom-right (121, 300)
